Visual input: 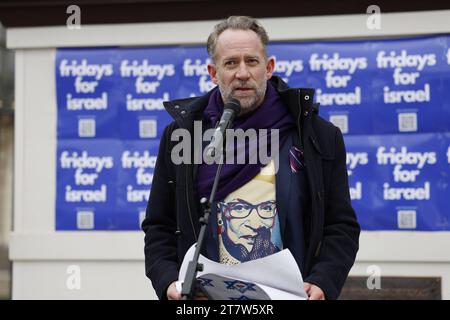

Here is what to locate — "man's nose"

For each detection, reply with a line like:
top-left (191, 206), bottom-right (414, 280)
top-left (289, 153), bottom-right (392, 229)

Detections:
top-left (235, 62), bottom-right (250, 80)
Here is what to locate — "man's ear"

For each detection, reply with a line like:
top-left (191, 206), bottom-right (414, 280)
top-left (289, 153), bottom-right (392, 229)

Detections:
top-left (266, 56), bottom-right (275, 79)
top-left (208, 63), bottom-right (219, 85)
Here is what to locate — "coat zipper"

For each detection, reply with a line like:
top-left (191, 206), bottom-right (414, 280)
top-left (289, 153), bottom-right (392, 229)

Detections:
top-left (296, 90), bottom-right (303, 150)
top-left (298, 89), bottom-right (322, 264)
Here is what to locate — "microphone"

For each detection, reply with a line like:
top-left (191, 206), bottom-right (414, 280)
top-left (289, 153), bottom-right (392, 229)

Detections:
top-left (205, 98), bottom-right (241, 158)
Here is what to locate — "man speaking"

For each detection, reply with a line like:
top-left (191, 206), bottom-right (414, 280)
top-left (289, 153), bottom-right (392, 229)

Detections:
top-left (142, 15), bottom-right (360, 300)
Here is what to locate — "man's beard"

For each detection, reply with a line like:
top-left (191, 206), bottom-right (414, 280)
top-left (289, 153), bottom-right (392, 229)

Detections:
top-left (220, 80), bottom-right (267, 113)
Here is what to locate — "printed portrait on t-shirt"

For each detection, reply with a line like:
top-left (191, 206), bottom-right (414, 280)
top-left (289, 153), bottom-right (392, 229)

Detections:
top-left (217, 161), bottom-right (282, 264)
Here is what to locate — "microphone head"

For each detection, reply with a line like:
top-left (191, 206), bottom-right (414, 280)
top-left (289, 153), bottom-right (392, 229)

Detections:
top-left (224, 98), bottom-right (241, 114)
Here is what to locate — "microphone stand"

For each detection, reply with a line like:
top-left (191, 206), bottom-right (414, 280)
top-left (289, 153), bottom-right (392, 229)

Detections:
top-left (181, 125), bottom-right (230, 300)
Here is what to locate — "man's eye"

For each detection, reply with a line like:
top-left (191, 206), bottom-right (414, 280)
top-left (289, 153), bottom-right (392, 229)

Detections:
top-left (225, 61), bottom-right (236, 66)
top-left (247, 59), bottom-right (258, 65)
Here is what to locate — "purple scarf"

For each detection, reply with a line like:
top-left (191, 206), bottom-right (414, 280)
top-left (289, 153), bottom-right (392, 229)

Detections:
top-left (197, 81), bottom-right (295, 201)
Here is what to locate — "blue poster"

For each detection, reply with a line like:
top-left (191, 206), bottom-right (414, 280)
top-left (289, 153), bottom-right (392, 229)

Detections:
top-left (115, 140), bottom-right (160, 230)
top-left (178, 46), bottom-right (213, 98)
top-left (116, 47), bottom-right (179, 140)
top-left (56, 48), bottom-right (120, 139)
top-left (345, 133), bottom-right (449, 230)
top-left (55, 35), bottom-right (450, 231)
top-left (56, 140), bottom-right (120, 230)
top-left (269, 36), bottom-right (450, 135)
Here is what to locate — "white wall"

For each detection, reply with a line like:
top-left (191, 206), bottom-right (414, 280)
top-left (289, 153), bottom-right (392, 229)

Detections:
top-left (10, 48), bottom-right (154, 299)
top-left (7, 10), bottom-right (450, 299)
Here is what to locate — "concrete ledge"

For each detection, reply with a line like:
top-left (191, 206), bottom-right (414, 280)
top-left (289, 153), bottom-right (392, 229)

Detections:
top-left (9, 232), bottom-right (145, 261)
top-left (9, 231), bottom-right (450, 262)
top-left (7, 10), bottom-right (450, 49)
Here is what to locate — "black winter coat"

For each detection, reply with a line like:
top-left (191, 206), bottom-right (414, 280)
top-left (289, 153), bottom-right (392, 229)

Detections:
top-left (142, 76), bottom-right (360, 300)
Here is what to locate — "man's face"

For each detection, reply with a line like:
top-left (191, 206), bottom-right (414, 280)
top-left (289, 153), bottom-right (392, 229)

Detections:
top-left (208, 29), bottom-right (275, 115)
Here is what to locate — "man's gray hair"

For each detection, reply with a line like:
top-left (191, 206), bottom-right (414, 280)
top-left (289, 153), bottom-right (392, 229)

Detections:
top-left (207, 16), bottom-right (269, 62)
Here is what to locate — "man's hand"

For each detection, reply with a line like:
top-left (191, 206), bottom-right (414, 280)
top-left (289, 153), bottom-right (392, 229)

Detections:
top-left (166, 282), bottom-right (208, 300)
top-left (167, 282), bottom-right (181, 300)
top-left (304, 282), bottom-right (325, 300)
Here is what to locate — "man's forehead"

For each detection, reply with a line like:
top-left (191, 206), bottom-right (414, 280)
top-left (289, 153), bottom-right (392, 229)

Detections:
top-left (215, 29), bottom-right (265, 58)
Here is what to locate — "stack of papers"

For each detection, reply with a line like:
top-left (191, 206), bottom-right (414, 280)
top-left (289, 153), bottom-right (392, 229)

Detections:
top-left (176, 244), bottom-right (308, 300)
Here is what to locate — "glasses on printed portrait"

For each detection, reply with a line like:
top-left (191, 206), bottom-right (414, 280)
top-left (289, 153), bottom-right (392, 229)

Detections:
top-left (220, 199), bottom-right (277, 221)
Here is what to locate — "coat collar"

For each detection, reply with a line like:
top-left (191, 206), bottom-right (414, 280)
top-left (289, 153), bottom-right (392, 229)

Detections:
top-left (162, 76), bottom-right (317, 126)
top-left (162, 76), bottom-right (323, 156)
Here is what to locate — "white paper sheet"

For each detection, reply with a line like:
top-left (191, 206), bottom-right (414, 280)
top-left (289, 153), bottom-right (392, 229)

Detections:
top-left (176, 244), bottom-right (308, 300)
